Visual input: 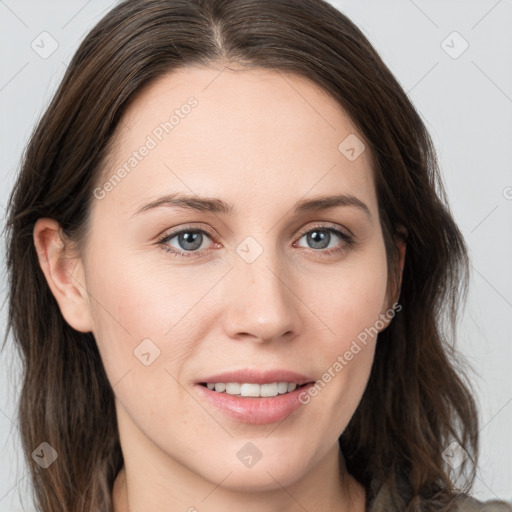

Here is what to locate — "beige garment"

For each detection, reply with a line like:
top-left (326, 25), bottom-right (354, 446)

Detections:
top-left (453, 494), bottom-right (512, 512)
top-left (368, 480), bottom-right (512, 511)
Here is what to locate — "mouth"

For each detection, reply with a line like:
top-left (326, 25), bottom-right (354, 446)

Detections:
top-left (197, 381), bottom-right (313, 398)
top-left (194, 380), bottom-right (316, 425)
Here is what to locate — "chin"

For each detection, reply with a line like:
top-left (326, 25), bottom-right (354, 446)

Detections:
top-left (210, 466), bottom-right (304, 493)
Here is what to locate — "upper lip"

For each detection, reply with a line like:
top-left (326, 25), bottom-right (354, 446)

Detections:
top-left (194, 369), bottom-right (315, 386)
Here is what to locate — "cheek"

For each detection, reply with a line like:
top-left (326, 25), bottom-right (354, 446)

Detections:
top-left (86, 225), bottom-right (388, 376)
top-left (84, 228), bottom-right (387, 449)
top-left (84, 243), bottom-right (230, 392)
top-left (299, 239), bottom-right (387, 427)
top-left (317, 239), bottom-right (389, 341)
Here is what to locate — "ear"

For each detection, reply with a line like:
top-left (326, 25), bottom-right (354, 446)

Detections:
top-left (393, 225), bottom-right (407, 297)
top-left (377, 225), bottom-right (407, 331)
top-left (33, 218), bottom-right (93, 333)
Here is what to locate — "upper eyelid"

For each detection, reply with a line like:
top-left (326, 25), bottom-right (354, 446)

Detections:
top-left (160, 225), bottom-right (216, 242)
top-left (162, 222), bottom-right (349, 239)
top-left (296, 223), bottom-right (352, 238)
top-left (160, 223), bottom-right (352, 247)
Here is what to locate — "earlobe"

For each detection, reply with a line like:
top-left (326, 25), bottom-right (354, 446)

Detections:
top-left (33, 218), bottom-right (93, 333)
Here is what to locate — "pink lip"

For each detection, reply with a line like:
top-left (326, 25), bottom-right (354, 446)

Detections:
top-left (192, 369), bottom-right (316, 425)
top-left (194, 381), bottom-right (316, 425)
top-left (194, 368), bottom-right (314, 386)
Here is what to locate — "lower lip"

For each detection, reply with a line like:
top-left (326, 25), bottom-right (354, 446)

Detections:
top-left (194, 382), bottom-right (315, 425)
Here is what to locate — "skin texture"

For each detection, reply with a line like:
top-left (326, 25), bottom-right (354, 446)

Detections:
top-left (33, 65), bottom-right (405, 512)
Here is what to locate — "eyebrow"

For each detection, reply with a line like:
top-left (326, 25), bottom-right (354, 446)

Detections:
top-left (131, 192), bottom-right (371, 218)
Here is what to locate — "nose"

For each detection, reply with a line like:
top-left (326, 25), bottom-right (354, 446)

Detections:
top-left (222, 252), bottom-right (302, 344)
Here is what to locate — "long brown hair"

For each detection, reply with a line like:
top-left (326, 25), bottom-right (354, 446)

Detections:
top-left (2, 0), bottom-right (478, 510)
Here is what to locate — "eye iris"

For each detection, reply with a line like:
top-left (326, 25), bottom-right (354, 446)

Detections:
top-left (308, 230), bottom-right (330, 249)
top-left (171, 229), bottom-right (338, 253)
top-left (179, 231), bottom-right (203, 251)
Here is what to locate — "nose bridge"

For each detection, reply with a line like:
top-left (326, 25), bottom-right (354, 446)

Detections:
top-left (224, 238), bottom-right (299, 342)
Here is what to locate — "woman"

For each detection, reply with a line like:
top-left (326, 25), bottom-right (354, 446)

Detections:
top-left (3, 0), bottom-right (510, 510)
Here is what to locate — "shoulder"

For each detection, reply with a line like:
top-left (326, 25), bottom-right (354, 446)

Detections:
top-left (453, 493), bottom-right (512, 512)
top-left (367, 480), bottom-right (512, 512)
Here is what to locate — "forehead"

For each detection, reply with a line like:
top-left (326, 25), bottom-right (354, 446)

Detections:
top-left (94, 65), bottom-right (376, 217)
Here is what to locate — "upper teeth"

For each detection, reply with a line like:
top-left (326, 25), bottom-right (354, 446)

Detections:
top-left (206, 382), bottom-right (298, 397)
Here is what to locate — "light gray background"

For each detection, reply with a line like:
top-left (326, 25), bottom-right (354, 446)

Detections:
top-left (1, 0), bottom-right (511, 510)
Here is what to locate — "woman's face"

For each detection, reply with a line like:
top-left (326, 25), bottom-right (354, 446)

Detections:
top-left (59, 66), bottom-right (395, 491)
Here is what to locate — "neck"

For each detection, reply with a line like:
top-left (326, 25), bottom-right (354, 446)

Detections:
top-left (112, 404), bottom-right (365, 512)
top-left (113, 449), bottom-right (365, 512)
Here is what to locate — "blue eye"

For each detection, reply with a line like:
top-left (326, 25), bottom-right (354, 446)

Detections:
top-left (157, 224), bottom-right (355, 258)
top-left (296, 227), bottom-right (351, 251)
top-left (158, 228), bottom-right (213, 256)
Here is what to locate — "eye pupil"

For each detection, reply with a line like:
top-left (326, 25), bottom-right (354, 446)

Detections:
top-left (307, 230), bottom-right (330, 249)
top-left (164, 226), bottom-right (345, 256)
top-left (179, 231), bottom-right (203, 251)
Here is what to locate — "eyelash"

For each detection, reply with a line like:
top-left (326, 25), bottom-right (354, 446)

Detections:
top-left (157, 223), bottom-right (356, 259)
